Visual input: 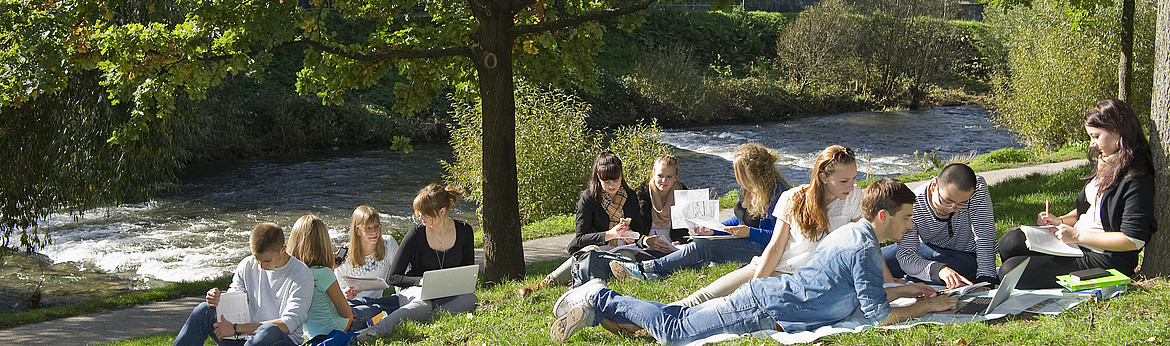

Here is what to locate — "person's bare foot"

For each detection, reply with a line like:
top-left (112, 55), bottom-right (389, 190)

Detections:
top-left (520, 276), bottom-right (555, 296)
top-left (599, 318), bottom-right (643, 337)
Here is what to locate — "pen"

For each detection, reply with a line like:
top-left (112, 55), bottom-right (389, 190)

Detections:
top-left (653, 230), bottom-right (658, 237)
top-left (1044, 199), bottom-right (1050, 225)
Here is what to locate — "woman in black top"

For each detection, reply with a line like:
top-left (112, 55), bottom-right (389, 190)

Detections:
top-left (521, 151), bottom-right (670, 296)
top-left (357, 184), bottom-right (477, 339)
top-left (999, 99), bottom-right (1157, 289)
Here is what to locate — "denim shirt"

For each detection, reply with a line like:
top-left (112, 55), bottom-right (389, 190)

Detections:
top-left (748, 219), bottom-right (890, 332)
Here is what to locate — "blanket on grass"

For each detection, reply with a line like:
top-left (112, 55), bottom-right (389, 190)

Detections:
top-left (685, 288), bottom-right (1092, 346)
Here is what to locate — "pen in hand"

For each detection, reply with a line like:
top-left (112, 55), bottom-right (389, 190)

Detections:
top-left (1044, 199), bottom-right (1050, 226)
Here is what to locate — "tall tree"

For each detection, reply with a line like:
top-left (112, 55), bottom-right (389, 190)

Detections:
top-left (1140, 0), bottom-right (1170, 277)
top-left (0, 0), bottom-right (662, 283)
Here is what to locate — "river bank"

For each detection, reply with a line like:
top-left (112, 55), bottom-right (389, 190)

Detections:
top-left (0, 159), bottom-right (1094, 345)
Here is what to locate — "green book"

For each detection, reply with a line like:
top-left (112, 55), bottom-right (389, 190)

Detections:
top-left (1056, 269), bottom-right (1131, 291)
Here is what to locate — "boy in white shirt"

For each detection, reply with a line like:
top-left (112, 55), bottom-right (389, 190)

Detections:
top-left (174, 223), bottom-right (315, 346)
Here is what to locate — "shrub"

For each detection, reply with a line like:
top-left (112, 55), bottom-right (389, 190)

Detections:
top-left (444, 85), bottom-right (672, 223)
top-left (444, 84), bottom-right (600, 224)
top-left (608, 120), bottom-right (672, 186)
top-left (985, 0), bottom-right (1156, 149)
top-left (972, 147), bottom-right (1033, 164)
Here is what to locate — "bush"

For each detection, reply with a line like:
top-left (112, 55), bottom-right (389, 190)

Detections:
top-left (444, 84), bottom-right (672, 223)
top-left (985, 0), bottom-right (1157, 149)
top-left (608, 120), bottom-right (672, 186)
top-left (972, 147), bottom-right (1033, 164)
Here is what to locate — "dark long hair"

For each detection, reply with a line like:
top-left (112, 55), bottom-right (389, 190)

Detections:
top-left (587, 151), bottom-right (628, 200)
top-left (1084, 98), bottom-right (1153, 193)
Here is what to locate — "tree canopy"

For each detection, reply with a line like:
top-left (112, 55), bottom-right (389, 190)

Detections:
top-left (1, 0), bottom-right (668, 282)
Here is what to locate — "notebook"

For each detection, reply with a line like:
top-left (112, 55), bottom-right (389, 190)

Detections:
top-left (937, 258), bottom-right (1030, 316)
top-left (1020, 226), bottom-right (1084, 257)
top-left (420, 264), bottom-right (479, 300)
top-left (218, 291), bottom-right (251, 340)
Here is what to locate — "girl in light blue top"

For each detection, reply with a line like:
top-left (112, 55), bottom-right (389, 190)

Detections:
top-left (288, 214), bottom-right (352, 338)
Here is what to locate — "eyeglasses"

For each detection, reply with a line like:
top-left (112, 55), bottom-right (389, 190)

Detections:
top-left (933, 183), bottom-right (968, 211)
top-left (357, 224), bottom-right (381, 234)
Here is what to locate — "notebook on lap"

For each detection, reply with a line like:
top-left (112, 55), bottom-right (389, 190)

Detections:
top-left (937, 258), bottom-right (1030, 316)
top-left (420, 264), bottom-right (479, 300)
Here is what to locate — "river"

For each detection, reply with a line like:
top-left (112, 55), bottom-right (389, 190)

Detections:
top-left (0, 105), bottom-right (1019, 312)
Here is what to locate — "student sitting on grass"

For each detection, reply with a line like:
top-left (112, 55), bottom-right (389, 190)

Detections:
top-left (883, 163), bottom-right (999, 288)
top-left (333, 205), bottom-right (402, 329)
top-left (672, 145), bottom-right (864, 307)
top-left (356, 184), bottom-right (477, 340)
top-left (999, 99), bottom-right (1157, 289)
top-left (287, 215), bottom-right (359, 338)
top-left (549, 178), bottom-right (957, 345)
top-left (636, 155), bottom-right (691, 245)
top-left (609, 143), bottom-right (790, 281)
top-left (174, 223), bottom-right (314, 346)
top-left (520, 151), bottom-right (674, 296)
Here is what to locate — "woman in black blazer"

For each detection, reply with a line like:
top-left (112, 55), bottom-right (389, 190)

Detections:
top-left (999, 99), bottom-right (1157, 288)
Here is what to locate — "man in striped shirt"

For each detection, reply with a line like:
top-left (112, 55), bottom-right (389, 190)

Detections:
top-left (881, 163), bottom-right (999, 288)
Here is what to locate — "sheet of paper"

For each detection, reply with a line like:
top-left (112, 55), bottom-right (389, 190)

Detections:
top-left (1020, 225), bottom-right (1084, 257)
top-left (686, 216), bottom-right (727, 232)
top-left (218, 291), bottom-right (251, 340)
top-left (340, 276), bottom-right (391, 291)
top-left (686, 235), bottom-right (737, 240)
top-left (671, 189), bottom-right (713, 229)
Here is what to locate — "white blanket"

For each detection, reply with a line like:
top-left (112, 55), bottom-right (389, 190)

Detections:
top-left (685, 288), bottom-right (1087, 346)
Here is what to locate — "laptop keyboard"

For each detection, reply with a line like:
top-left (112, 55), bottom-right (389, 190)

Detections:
top-left (956, 296), bottom-right (993, 314)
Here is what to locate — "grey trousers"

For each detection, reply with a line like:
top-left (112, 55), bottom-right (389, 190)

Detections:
top-left (360, 288), bottom-right (477, 336)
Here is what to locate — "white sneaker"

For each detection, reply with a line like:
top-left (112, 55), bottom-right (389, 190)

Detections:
top-left (553, 278), bottom-right (605, 318)
top-left (550, 305), bottom-right (594, 343)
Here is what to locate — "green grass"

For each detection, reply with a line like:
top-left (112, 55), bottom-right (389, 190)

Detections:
top-left (0, 276), bottom-right (230, 329)
top-left (105, 165), bottom-right (1170, 345)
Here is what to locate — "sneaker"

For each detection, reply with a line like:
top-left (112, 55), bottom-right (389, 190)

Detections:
top-left (550, 305), bottom-right (594, 343)
top-left (553, 278), bottom-right (605, 317)
top-left (609, 260), bottom-right (647, 281)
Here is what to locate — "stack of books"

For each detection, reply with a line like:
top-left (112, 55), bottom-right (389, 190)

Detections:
top-left (1056, 268), bottom-right (1131, 300)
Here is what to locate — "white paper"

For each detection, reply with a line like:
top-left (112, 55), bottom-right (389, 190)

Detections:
top-left (1020, 225), bottom-right (1084, 257)
top-left (339, 276), bottom-right (391, 291)
top-left (218, 291), bottom-right (251, 340)
top-left (946, 281), bottom-right (991, 297)
top-left (687, 216), bottom-right (727, 232)
top-left (671, 189), bottom-right (715, 229)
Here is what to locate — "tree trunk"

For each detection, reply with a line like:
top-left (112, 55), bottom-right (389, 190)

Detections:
top-left (1119, 0), bottom-right (1135, 102)
top-left (475, 2), bottom-right (526, 284)
top-left (1140, 0), bottom-right (1170, 277)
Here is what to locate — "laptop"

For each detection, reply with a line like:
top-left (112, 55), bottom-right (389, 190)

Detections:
top-left (939, 258), bottom-right (1030, 316)
top-left (420, 264), bottom-right (480, 300)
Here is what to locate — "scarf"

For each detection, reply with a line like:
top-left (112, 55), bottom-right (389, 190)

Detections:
top-left (601, 188), bottom-right (628, 230)
top-left (649, 182), bottom-right (679, 227)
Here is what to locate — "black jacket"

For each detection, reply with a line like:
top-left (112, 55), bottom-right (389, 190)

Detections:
top-left (568, 187), bottom-right (649, 254)
top-left (635, 180), bottom-right (691, 244)
top-left (1075, 173), bottom-right (1156, 276)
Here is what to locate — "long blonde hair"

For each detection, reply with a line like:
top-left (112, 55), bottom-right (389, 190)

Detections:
top-left (288, 215), bottom-right (333, 268)
top-left (348, 205), bottom-right (385, 267)
top-left (733, 143), bottom-right (790, 219)
top-left (788, 145), bottom-right (856, 242)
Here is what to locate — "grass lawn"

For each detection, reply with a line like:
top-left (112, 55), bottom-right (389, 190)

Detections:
top-left (105, 164), bottom-right (1170, 345)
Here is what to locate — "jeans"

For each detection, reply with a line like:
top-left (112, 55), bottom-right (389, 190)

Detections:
top-left (882, 243), bottom-right (977, 284)
top-left (593, 286), bottom-right (776, 345)
top-left (347, 295), bottom-right (400, 332)
top-left (643, 238), bottom-right (764, 276)
top-left (173, 302), bottom-right (297, 346)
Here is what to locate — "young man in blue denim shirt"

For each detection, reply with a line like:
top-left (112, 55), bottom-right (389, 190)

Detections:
top-left (550, 178), bottom-right (958, 345)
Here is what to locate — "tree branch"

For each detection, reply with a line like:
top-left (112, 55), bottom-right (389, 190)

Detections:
top-left (510, 0), bottom-right (539, 14)
top-left (511, 0), bottom-right (656, 36)
top-left (200, 39), bottom-right (474, 62)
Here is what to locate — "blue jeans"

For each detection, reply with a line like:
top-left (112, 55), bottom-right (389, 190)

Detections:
top-left (593, 287), bottom-right (776, 345)
top-left (882, 243), bottom-right (977, 283)
top-left (348, 295), bottom-right (400, 332)
top-left (643, 238), bottom-right (764, 276)
top-left (173, 302), bottom-right (297, 346)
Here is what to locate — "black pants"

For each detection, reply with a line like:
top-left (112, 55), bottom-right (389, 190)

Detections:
top-left (998, 229), bottom-right (1116, 289)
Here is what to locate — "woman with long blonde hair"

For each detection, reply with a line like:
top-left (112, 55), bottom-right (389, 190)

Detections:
top-left (609, 143), bottom-right (790, 281)
top-left (673, 145), bottom-right (864, 306)
top-left (287, 215), bottom-right (353, 337)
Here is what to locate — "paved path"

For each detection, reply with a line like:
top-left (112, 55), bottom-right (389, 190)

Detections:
top-left (0, 159), bottom-right (1089, 345)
